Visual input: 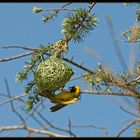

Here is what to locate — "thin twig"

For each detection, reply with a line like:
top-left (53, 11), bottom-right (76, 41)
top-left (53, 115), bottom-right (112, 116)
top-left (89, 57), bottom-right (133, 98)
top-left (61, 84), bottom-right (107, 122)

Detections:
top-left (68, 119), bottom-right (73, 137)
top-left (87, 2), bottom-right (96, 13)
top-left (0, 93), bottom-right (26, 107)
top-left (83, 47), bottom-right (109, 69)
top-left (6, 99), bottom-right (46, 136)
top-left (4, 79), bottom-right (25, 122)
top-left (119, 105), bottom-right (139, 118)
top-left (70, 75), bottom-right (85, 81)
top-left (60, 2), bottom-right (73, 9)
top-left (116, 40), bottom-right (140, 43)
top-left (63, 57), bottom-right (94, 74)
top-left (2, 45), bottom-right (35, 51)
top-left (21, 106), bottom-right (49, 131)
top-left (115, 119), bottom-right (140, 137)
top-left (0, 93), bottom-right (9, 98)
top-left (37, 112), bottom-right (76, 137)
top-left (0, 51), bottom-right (32, 62)
top-left (44, 8), bottom-right (76, 12)
top-left (71, 124), bottom-right (108, 136)
top-left (105, 15), bottom-right (128, 71)
top-left (42, 2), bottom-right (73, 17)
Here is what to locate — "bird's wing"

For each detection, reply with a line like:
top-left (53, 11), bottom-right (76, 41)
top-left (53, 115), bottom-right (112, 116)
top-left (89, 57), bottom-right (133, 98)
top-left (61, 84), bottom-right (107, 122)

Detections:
top-left (50, 104), bottom-right (67, 112)
top-left (53, 92), bottom-right (75, 101)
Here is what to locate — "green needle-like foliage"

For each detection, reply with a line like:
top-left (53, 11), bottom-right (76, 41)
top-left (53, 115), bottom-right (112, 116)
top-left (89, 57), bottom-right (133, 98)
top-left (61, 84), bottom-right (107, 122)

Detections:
top-left (25, 95), bottom-right (40, 112)
top-left (61, 8), bottom-right (98, 42)
top-left (26, 99), bottom-right (33, 112)
top-left (83, 63), bottom-right (112, 89)
top-left (16, 44), bottom-right (52, 83)
top-left (42, 9), bottom-right (59, 23)
top-left (134, 127), bottom-right (140, 137)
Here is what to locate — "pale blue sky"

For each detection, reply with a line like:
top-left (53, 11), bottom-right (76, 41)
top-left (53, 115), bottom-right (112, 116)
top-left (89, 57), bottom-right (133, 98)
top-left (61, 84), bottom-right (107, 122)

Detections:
top-left (0, 3), bottom-right (138, 137)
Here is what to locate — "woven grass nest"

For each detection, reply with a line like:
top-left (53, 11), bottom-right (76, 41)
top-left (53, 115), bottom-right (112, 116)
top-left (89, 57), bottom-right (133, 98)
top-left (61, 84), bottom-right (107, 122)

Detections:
top-left (34, 56), bottom-right (74, 94)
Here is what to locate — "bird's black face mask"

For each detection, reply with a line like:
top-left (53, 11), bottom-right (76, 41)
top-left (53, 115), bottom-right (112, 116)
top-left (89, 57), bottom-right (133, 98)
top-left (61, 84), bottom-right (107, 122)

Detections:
top-left (69, 86), bottom-right (76, 92)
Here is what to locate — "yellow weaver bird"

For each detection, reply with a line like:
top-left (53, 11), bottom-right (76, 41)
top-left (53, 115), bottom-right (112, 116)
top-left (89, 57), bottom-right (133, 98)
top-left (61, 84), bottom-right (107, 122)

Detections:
top-left (48, 86), bottom-right (81, 112)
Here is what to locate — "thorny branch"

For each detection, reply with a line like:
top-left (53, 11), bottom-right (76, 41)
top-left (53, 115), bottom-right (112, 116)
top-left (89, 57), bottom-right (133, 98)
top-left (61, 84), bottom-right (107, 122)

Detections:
top-left (1, 45), bottom-right (140, 99)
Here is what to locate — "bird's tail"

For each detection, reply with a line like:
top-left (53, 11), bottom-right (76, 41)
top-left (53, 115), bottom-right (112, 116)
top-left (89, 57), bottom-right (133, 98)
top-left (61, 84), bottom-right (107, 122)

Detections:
top-left (50, 104), bottom-right (67, 112)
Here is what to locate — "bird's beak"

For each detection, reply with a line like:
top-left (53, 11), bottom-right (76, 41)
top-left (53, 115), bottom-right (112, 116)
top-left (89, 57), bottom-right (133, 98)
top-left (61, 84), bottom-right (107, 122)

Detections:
top-left (68, 87), bottom-right (73, 91)
top-left (68, 87), bottom-right (72, 90)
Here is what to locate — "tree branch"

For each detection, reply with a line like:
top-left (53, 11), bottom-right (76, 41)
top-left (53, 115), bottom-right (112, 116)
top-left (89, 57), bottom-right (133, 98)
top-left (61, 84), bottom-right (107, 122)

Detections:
top-left (1, 45), bottom-right (95, 74)
top-left (81, 89), bottom-right (139, 98)
top-left (0, 125), bottom-right (67, 137)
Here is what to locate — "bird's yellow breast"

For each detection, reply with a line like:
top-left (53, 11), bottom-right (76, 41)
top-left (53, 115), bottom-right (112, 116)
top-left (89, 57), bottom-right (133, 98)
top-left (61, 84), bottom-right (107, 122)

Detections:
top-left (58, 97), bottom-right (79, 105)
